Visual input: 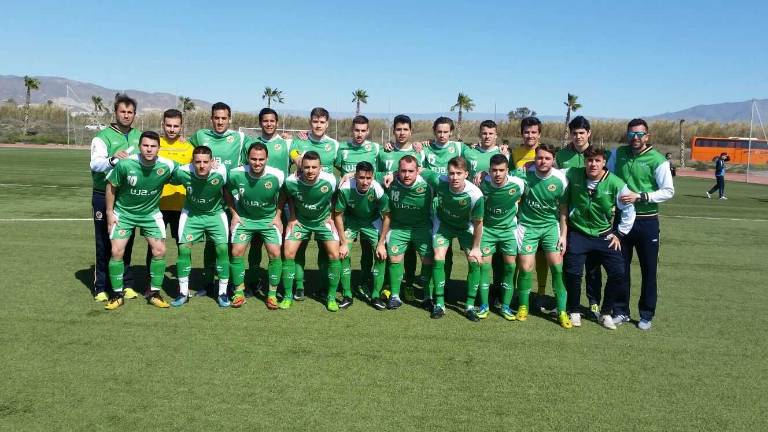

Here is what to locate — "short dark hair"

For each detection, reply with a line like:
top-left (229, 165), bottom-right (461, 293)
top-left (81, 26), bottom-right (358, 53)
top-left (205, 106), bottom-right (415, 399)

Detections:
top-left (211, 102), bottom-right (231, 117)
top-left (139, 131), bottom-right (160, 145)
top-left (352, 115), bottom-right (369, 126)
top-left (398, 154), bottom-right (418, 167)
top-left (447, 156), bottom-right (468, 172)
top-left (248, 142), bottom-right (268, 156)
top-left (489, 153), bottom-right (508, 167)
top-left (480, 120), bottom-right (497, 130)
top-left (393, 114), bottom-right (412, 129)
top-left (432, 116), bottom-right (455, 132)
top-left (163, 109), bottom-right (182, 121)
top-left (536, 143), bottom-right (557, 157)
top-left (627, 118), bottom-right (649, 131)
top-left (310, 107), bottom-right (330, 120)
top-left (568, 115), bottom-right (591, 131)
top-left (114, 93), bottom-right (137, 112)
top-left (192, 145), bottom-right (212, 157)
top-left (520, 116), bottom-right (542, 134)
top-left (302, 150), bottom-right (321, 162)
top-left (259, 107), bottom-right (278, 122)
top-left (355, 161), bottom-right (374, 173)
top-left (583, 146), bottom-right (605, 160)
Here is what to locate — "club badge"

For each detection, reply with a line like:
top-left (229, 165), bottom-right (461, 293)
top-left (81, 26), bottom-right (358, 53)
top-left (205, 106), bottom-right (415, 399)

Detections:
top-left (547, 184), bottom-right (557, 192)
top-left (211, 178), bottom-right (220, 185)
top-left (186, 234), bottom-right (194, 242)
top-left (239, 233), bottom-right (247, 241)
top-left (320, 185), bottom-right (329, 193)
top-left (227, 135), bottom-right (235, 143)
top-left (156, 168), bottom-right (165, 176)
top-left (264, 181), bottom-right (273, 189)
top-left (509, 188), bottom-right (517, 195)
top-left (525, 245), bottom-right (533, 252)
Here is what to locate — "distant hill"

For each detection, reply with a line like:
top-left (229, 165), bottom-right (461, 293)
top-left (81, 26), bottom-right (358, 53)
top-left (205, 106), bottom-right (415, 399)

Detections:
top-left (648, 98), bottom-right (768, 123)
top-left (0, 75), bottom-right (212, 114)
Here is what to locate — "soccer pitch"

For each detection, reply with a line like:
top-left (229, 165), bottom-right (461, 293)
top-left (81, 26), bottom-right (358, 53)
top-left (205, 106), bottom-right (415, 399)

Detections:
top-left (0, 147), bottom-right (765, 431)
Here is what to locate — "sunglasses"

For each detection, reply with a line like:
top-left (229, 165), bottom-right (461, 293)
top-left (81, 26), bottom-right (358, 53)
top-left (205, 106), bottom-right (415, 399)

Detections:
top-left (627, 131), bottom-right (648, 139)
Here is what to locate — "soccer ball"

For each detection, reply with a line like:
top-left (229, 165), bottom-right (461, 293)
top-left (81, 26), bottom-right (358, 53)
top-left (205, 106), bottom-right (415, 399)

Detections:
top-left (289, 149), bottom-right (301, 160)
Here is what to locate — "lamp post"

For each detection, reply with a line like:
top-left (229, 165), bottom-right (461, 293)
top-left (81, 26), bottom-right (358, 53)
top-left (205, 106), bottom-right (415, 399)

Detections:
top-left (678, 119), bottom-right (685, 168)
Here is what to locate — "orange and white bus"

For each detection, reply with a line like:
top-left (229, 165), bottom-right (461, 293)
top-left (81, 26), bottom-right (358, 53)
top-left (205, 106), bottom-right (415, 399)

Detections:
top-left (690, 136), bottom-right (768, 164)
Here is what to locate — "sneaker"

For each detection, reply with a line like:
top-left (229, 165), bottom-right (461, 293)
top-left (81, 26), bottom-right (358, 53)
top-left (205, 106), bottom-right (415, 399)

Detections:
top-left (422, 297), bottom-right (435, 311)
top-left (613, 314), bottom-right (631, 326)
top-left (569, 313), bottom-right (582, 328)
top-left (466, 308), bottom-right (480, 322)
top-left (278, 298), bottom-right (293, 309)
top-left (195, 288), bottom-right (208, 297)
top-left (123, 287), bottom-right (139, 299)
top-left (231, 291), bottom-right (246, 308)
top-left (293, 289), bottom-right (305, 301)
top-left (558, 311), bottom-right (573, 329)
top-left (326, 299), bottom-right (339, 312)
top-left (706, 191), bottom-right (712, 198)
top-left (589, 303), bottom-right (600, 321)
top-left (719, 196), bottom-right (728, 200)
top-left (403, 285), bottom-right (415, 302)
top-left (500, 305), bottom-right (517, 321)
top-left (170, 295), bottom-right (188, 308)
top-left (253, 279), bottom-right (266, 297)
top-left (415, 275), bottom-right (428, 288)
top-left (338, 296), bottom-right (353, 309)
top-left (104, 296), bottom-right (124, 310)
top-left (600, 314), bottom-right (617, 330)
top-left (147, 292), bottom-right (170, 308)
top-left (638, 319), bottom-right (652, 331)
top-left (515, 305), bottom-right (529, 321)
top-left (94, 291), bottom-right (108, 302)
top-left (372, 298), bottom-right (386, 310)
top-left (217, 294), bottom-right (231, 308)
top-left (265, 296), bottom-right (278, 310)
top-left (430, 304), bottom-right (445, 319)
top-left (493, 298), bottom-right (503, 310)
top-left (387, 295), bottom-right (403, 310)
top-left (354, 284), bottom-right (371, 301)
top-left (476, 304), bottom-right (490, 319)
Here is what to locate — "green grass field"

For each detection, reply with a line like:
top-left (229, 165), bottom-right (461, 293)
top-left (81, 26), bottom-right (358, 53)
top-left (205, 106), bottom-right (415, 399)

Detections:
top-left (0, 147), bottom-right (766, 431)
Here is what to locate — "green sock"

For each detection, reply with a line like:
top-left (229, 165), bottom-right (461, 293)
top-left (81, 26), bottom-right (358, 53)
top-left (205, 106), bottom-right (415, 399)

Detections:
top-left (550, 263), bottom-right (567, 313)
top-left (421, 264), bottom-right (433, 299)
top-left (202, 240), bottom-right (216, 284)
top-left (389, 261), bottom-right (404, 296)
top-left (281, 259), bottom-right (296, 298)
top-left (177, 245), bottom-right (192, 280)
top-left (501, 262), bottom-right (517, 307)
top-left (341, 256), bottom-right (352, 297)
top-left (149, 257), bottom-right (166, 289)
top-left (327, 259), bottom-right (341, 300)
top-left (108, 259), bottom-right (124, 292)
top-left (372, 259), bottom-right (385, 298)
top-left (215, 243), bottom-right (230, 281)
top-left (466, 262), bottom-right (481, 309)
top-left (518, 270), bottom-right (533, 308)
top-left (230, 255), bottom-right (245, 287)
top-left (479, 262), bottom-right (491, 307)
top-left (267, 257), bottom-right (282, 295)
top-left (433, 260), bottom-right (446, 306)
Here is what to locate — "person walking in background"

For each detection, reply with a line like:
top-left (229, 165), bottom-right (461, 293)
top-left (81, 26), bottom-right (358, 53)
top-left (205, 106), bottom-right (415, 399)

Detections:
top-left (707, 153), bottom-right (729, 200)
top-left (665, 153), bottom-right (676, 177)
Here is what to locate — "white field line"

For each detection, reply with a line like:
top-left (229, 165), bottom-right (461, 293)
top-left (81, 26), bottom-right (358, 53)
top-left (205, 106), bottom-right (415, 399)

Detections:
top-left (662, 215), bottom-right (768, 222)
top-left (0, 218), bottom-right (90, 222)
top-left (0, 183), bottom-right (87, 189)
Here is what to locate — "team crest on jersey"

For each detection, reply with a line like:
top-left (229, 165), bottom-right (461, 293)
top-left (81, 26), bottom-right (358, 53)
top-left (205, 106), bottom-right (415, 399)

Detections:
top-left (365, 144), bottom-right (371, 151)
top-left (367, 194), bottom-right (375, 202)
top-left (226, 135), bottom-right (235, 143)
top-left (324, 143), bottom-right (332, 151)
top-left (448, 146), bottom-right (455, 154)
top-left (119, 229), bottom-right (127, 236)
top-left (239, 233), bottom-right (247, 241)
top-left (274, 143), bottom-right (281, 151)
top-left (482, 247), bottom-right (491, 254)
top-left (416, 186), bottom-right (425, 193)
top-left (295, 232), bottom-right (303, 239)
top-left (265, 181), bottom-right (273, 189)
top-left (391, 245), bottom-right (399, 254)
top-left (320, 185), bottom-right (329, 193)
top-left (156, 168), bottom-right (166, 176)
top-left (458, 199), bottom-right (467, 207)
top-left (186, 234), bottom-right (194, 242)
top-left (547, 184), bottom-right (557, 192)
top-left (211, 178), bottom-right (220, 185)
top-left (525, 245), bottom-right (533, 252)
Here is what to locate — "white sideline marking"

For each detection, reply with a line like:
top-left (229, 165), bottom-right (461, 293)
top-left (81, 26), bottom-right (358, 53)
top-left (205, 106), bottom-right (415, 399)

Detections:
top-left (0, 218), bottom-right (90, 222)
top-left (662, 215), bottom-right (768, 222)
top-left (0, 183), bottom-right (86, 189)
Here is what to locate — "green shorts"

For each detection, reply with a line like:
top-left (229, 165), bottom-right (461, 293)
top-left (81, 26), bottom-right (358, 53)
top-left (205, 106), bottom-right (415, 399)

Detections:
top-left (177, 211), bottom-right (229, 245)
top-left (386, 226), bottom-right (433, 257)
top-left (285, 221), bottom-right (339, 242)
top-left (432, 218), bottom-right (474, 251)
top-left (344, 220), bottom-right (381, 246)
top-left (110, 210), bottom-right (165, 240)
top-left (516, 223), bottom-right (560, 255)
top-left (481, 225), bottom-right (519, 257)
top-left (231, 217), bottom-right (282, 245)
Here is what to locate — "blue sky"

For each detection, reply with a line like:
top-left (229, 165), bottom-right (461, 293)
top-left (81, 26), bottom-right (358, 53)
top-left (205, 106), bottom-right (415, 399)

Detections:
top-left (2, 0), bottom-right (766, 118)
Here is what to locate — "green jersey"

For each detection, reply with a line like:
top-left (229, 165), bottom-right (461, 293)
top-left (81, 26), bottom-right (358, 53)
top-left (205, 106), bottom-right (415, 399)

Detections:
top-left (284, 171), bottom-right (337, 227)
top-left (608, 145), bottom-right (675, 216)
top-left (334, 140), bottom-right (381, 177)
top-left (421, 170), bottom-right (484, 230)
top-left (556, 144), bottom-right (612, 169)
top-left (227, 165), bottom-right (286, 221)
top-left (188, 129), bottom-right (247, 170)
top-left (334, 179), bottom-right (389, 228)
top-left (387, 175), bottom-right (433, 230)
top-left (107, 155), bottom-right (176, 216)
top-left (90, 125), bottom-right (142, 191)
top-left (170, 164), bottom-right (228, 215)
top-left (479, 174), bottom-right (526, 230)
top-left (291, 135), bottom-right (339, 173)
top-left (245, 135), bottom-right (291, 175)
top-left (462, 145), bottom-right (503, 178)
top-left (518, 169), bottom-right (568, 228)
top-left (422, 141), bottom-right (463, 175)
top-left (376, 144), bottom-right (423, 177)
top-left (565, 168), bottom-right (635, 237)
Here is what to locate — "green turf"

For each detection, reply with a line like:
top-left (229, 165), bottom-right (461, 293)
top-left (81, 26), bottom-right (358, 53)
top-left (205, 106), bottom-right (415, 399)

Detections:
top-left (0, 147), bottom-right (766, 431)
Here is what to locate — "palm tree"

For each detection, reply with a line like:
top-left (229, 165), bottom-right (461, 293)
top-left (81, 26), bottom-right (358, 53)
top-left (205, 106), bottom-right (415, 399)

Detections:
top-left (23, 75), bottom-right (41, 135)
top-left (352, 89), bottom-right (369, 115)
top-left (563, 93), bottom-right (582, 142)
top-left (179, 96), bottom-right (195, 114)
top-left (262, 87), bottom-right (285, 108)
top-left (450, 92), bottom-right (475, 139)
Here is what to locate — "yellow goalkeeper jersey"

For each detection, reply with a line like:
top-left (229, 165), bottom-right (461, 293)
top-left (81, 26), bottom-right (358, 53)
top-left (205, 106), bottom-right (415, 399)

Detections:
top-left (511, 145), bottom-right (537, 172)
top-left (158, 137), bottom-right (194, 211)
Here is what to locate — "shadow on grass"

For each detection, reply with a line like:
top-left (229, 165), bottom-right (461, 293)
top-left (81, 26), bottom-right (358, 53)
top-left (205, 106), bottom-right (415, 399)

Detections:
top-left (75, 264), bottom-right (191, 299)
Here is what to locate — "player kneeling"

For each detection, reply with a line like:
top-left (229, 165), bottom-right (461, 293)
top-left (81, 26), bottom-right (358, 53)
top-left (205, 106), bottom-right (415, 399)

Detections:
top-left (104, 131), bottom-right (176, 310)
top-left (227, 143), bottom-right (286, 309)
top-left (167, 146), bottom-right (231, 308)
